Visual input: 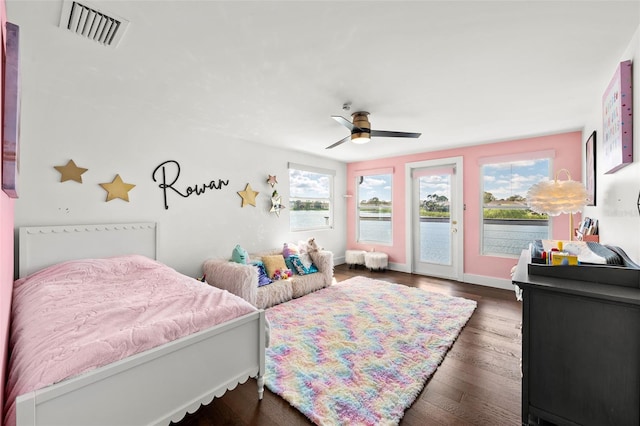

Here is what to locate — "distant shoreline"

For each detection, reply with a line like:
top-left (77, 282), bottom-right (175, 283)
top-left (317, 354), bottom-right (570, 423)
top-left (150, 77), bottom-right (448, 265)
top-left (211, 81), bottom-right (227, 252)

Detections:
top-left (360, 216), bottom-right (548, 225)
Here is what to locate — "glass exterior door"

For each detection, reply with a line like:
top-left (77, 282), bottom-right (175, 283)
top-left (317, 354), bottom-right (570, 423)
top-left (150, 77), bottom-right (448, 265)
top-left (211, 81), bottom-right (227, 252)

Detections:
top-left (410, 158), bottom-right (463, 280)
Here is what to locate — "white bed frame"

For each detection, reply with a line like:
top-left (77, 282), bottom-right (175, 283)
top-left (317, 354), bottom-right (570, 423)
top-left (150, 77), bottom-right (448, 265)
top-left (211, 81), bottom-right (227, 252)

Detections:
top-left (14, 222), bottom-right (266, 426)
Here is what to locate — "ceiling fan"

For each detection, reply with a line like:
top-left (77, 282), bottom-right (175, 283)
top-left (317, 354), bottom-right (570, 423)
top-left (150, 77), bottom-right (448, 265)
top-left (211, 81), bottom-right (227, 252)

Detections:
top-left (326, 111), bottom-right (421, 149)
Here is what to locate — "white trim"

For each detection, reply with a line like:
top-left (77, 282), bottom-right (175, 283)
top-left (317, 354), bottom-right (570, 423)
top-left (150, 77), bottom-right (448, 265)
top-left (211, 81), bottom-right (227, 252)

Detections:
top-left (477, 149), bottom-right (556, 165)
top-left (353, 167), bottom-right (395, 176)
top-left (463, 273), bottom-right (515, 291)
top-left (388, 261), bottom-right (411, 273)
top-left (386, 264), bottom-right (515, 292)
top-left (405, 157), bottom-right (464, 281)
top-left (287, 162), bottom-right (336, 176)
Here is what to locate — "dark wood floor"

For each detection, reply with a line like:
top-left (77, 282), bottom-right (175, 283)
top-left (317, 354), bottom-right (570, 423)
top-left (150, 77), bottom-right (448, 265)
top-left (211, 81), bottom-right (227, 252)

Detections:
top-left (175, 265), bottom-right (523, 425)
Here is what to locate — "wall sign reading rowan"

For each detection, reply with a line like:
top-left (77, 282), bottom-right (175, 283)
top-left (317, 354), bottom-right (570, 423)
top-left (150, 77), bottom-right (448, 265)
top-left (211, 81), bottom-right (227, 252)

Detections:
top-left (152, 160), bottom-right (229, 210)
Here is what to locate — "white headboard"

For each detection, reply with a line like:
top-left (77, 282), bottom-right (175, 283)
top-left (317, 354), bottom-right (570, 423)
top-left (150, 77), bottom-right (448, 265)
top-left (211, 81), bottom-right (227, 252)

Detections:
top-left (18, 222), bottom-right (157, 278)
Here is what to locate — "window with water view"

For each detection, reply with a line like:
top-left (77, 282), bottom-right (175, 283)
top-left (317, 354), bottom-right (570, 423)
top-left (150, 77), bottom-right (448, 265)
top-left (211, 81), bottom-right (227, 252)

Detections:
top-left (289, 165), bottom-right (333, 231)
top-left (481, 157), bottom-right (551, 256)
top-left (358, 173), bottom-right (392, 244)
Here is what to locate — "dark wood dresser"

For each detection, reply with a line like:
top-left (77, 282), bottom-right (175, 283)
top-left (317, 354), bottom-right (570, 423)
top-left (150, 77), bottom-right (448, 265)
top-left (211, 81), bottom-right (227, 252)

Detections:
top-left (512, 249), bottom-right (640, 426)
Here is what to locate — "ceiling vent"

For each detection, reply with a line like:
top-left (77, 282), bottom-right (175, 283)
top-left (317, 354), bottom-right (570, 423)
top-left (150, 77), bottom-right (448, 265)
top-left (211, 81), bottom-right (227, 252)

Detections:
top-left (59, 0), bottom-right (129, 47)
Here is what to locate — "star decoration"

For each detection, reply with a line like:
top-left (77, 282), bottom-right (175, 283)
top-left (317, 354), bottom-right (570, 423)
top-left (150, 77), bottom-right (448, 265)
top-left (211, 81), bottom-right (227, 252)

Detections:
top-left (54, 159), bottom-right (88, 183)
top-left (270, 195), bottom-right (286, 217)
top-left (237, 183), bottom-right (259, 207)
top-left (99, 174), bottom-right (136, 202)
top-left (267, 175), bottom-right (278, 187)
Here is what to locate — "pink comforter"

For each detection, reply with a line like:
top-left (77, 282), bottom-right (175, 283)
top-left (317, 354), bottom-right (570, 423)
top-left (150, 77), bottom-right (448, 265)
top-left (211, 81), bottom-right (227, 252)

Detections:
top-left (4, 255), bottom-right (257, 426)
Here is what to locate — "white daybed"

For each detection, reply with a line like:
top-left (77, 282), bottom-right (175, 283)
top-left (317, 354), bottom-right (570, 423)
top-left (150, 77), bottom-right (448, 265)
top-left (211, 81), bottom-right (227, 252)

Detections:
top-left (7, 222), bottom-right (266, 426)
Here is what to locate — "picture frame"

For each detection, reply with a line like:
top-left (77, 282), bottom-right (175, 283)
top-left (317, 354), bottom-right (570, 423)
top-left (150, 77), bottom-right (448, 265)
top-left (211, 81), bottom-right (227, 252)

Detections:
top-left (585, 131), bottom-right (596, 206)
top-left (602, 60), bottom-right (633, 174)
top-left (2, 22), bottom-right (20, 198)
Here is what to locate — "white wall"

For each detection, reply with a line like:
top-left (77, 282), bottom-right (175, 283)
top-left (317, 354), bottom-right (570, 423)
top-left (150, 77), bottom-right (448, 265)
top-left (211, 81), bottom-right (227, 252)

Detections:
top-left (15, 124), bottom-right (347, 278)
top-left (13, 71), bottom-right (347, 278)
top-left (582, 24), bottom-right (640, 262)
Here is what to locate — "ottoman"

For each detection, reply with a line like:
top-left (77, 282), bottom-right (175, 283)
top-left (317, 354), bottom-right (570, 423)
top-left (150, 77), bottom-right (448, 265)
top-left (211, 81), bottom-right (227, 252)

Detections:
top-left (364, 251), bottom-right (388, 271)
top-left (345, 249), bottom-right (367, 269)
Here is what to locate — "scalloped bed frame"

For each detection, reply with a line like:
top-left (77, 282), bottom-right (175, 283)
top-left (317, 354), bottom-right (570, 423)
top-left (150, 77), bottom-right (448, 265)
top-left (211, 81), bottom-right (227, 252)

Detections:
top-left (14, 222), bottom-right (266, 426)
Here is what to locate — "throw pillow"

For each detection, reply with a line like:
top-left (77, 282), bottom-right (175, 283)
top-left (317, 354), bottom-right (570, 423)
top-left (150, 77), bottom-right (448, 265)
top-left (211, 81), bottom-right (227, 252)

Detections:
top-left (262, 254), bottom-right (288, 279)
top-left (287, 242), bottom-right (299, 255)
top-left (231, 244), bottom-right (249, 264)
top-left (290, 255), bottom-right (318, 275)
top-left (284, 256), bottom-right (298, 274)
top-left (298, 252), bottom-right (314, 269)
top-left (254, 263), bottom-right (273, 287)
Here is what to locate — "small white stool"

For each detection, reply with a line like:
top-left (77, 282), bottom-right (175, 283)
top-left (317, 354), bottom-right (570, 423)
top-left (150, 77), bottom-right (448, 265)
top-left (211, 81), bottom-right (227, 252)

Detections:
top-left (364, 251), bottom-right (388, 271)
top-left (345, 249), bottom-right (367, 269)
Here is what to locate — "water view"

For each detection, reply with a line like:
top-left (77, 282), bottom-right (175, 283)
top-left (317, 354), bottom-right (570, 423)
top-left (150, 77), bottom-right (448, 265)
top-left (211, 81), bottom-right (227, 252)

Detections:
top-left (290, 211), bottom-right (548, 262)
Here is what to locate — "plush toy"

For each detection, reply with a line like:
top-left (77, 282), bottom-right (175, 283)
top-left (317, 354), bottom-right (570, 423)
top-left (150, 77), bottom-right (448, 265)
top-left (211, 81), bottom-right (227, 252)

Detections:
top-left (272, 268), bottom-right (292, 280)
top-left (282, 243), bottom-right (291, 258)
top-left (307, 237), bottom-right (321, 253)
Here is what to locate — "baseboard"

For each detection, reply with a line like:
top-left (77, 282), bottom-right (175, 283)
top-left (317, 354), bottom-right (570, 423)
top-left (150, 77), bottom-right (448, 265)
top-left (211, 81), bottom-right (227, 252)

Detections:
top-left (338, 260), bottom-right (514, 291)
top-left (388, 262), bottom-right (411, 273)
top-left (463, 273), bottom-right (514, 291)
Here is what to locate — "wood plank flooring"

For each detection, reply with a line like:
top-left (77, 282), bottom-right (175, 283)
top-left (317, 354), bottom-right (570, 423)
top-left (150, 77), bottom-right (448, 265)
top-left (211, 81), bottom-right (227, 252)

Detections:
top-left (174, 265), bottom-right (523, 425)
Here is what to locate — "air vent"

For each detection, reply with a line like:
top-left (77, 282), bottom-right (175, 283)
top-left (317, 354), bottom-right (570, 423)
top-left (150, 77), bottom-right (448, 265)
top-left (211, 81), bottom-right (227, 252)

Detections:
top-left (59, 0), bottom-right (129, 47)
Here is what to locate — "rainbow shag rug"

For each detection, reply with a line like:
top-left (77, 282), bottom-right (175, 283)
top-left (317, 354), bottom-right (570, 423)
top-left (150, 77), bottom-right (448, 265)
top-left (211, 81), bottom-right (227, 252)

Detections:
top-left (264, 276), bottom-right (477, 425)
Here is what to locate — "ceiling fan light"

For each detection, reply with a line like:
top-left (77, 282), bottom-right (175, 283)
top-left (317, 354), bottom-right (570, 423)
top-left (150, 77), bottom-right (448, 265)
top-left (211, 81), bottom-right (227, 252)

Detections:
top-left (351, 134), bottom-right (370, 144)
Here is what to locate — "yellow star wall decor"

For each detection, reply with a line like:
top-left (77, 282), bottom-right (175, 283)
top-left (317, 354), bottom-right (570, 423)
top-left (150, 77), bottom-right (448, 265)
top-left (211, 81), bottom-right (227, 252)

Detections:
top-left (99, 174), bottom-right (136, 202)
top-left (267, 175), bottom-right (278, 187)
top-left (237, 183), bottom-right (259, 207)
top-left (54, 159), bottom-right (88, 183)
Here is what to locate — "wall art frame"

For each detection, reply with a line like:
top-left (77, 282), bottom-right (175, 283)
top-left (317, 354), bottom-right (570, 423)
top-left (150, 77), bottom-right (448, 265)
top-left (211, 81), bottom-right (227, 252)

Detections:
top-left (602, 60), bottom-right (633, 174)
top-left (585, 131), bottom-right (596, 206)
top-left (2, 22), bottom-right (20, 198)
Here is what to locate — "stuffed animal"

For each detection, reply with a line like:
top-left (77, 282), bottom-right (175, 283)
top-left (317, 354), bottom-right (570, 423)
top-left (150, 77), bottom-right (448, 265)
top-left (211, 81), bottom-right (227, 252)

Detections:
top-left (273, 268), bottom-right (293, 280)
top-left (307, 237), bottom-right (321, 253)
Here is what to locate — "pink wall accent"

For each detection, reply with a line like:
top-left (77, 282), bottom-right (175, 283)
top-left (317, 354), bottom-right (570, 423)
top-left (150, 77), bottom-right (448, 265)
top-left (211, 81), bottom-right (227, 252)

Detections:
top-left (0, 0), bottom-right (13, 421)
top-left (346, 132), bottom-right (582, 280)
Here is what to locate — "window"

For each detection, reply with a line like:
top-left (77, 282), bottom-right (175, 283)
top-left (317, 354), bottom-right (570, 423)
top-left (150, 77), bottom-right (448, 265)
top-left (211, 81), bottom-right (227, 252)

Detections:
top-left (481, 155), bottom-right (551, 257)
top-left (357, 173), bottom-right (392, 244)
top-left (288, 163), bottom-right (334, 231)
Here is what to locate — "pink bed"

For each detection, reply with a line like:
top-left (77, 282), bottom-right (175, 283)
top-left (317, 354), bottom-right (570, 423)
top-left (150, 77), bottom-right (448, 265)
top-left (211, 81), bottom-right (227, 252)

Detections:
top-left (4, 254), bottom-right (258, 426)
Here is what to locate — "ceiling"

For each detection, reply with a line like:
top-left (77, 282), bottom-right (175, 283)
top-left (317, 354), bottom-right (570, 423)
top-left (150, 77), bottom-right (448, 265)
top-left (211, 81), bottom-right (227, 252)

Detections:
top-left (6, 1), bottom-right (640, 163)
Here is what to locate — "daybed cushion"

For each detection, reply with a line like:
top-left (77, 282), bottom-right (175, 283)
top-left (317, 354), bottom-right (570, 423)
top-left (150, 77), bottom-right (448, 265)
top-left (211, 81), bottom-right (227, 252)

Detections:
top-left (256, 279), bottom-right (293, 309)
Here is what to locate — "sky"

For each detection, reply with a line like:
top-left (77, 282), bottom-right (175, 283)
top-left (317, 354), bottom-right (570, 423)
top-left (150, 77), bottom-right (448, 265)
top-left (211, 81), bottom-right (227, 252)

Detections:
top-left (482, 159), bottom-right (550, 200)
top-left (358, 175), bottom-right (392, 202)
top-left (290, 159), bottom-right (550, 203)
top-left (289, 169), bottom-right (330, 199)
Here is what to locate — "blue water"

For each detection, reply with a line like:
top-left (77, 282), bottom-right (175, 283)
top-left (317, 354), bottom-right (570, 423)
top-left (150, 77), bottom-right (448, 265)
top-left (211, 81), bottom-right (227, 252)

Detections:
top-left (290, 212), bottom-right (548, 262)
top-left (290, 210), bottom-right (331, 230)
top-left (420, 221), bottom-right (451, 264)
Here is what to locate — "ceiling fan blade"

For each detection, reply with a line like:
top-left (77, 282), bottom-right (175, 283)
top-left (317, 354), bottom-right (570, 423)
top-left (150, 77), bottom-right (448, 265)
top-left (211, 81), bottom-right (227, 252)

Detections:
top-left (370, 130), bottom-right (421, 138)
top-left (331, 115), bottom-right (357, 132)
top-left (325, 135), bottom-right (351, 149)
